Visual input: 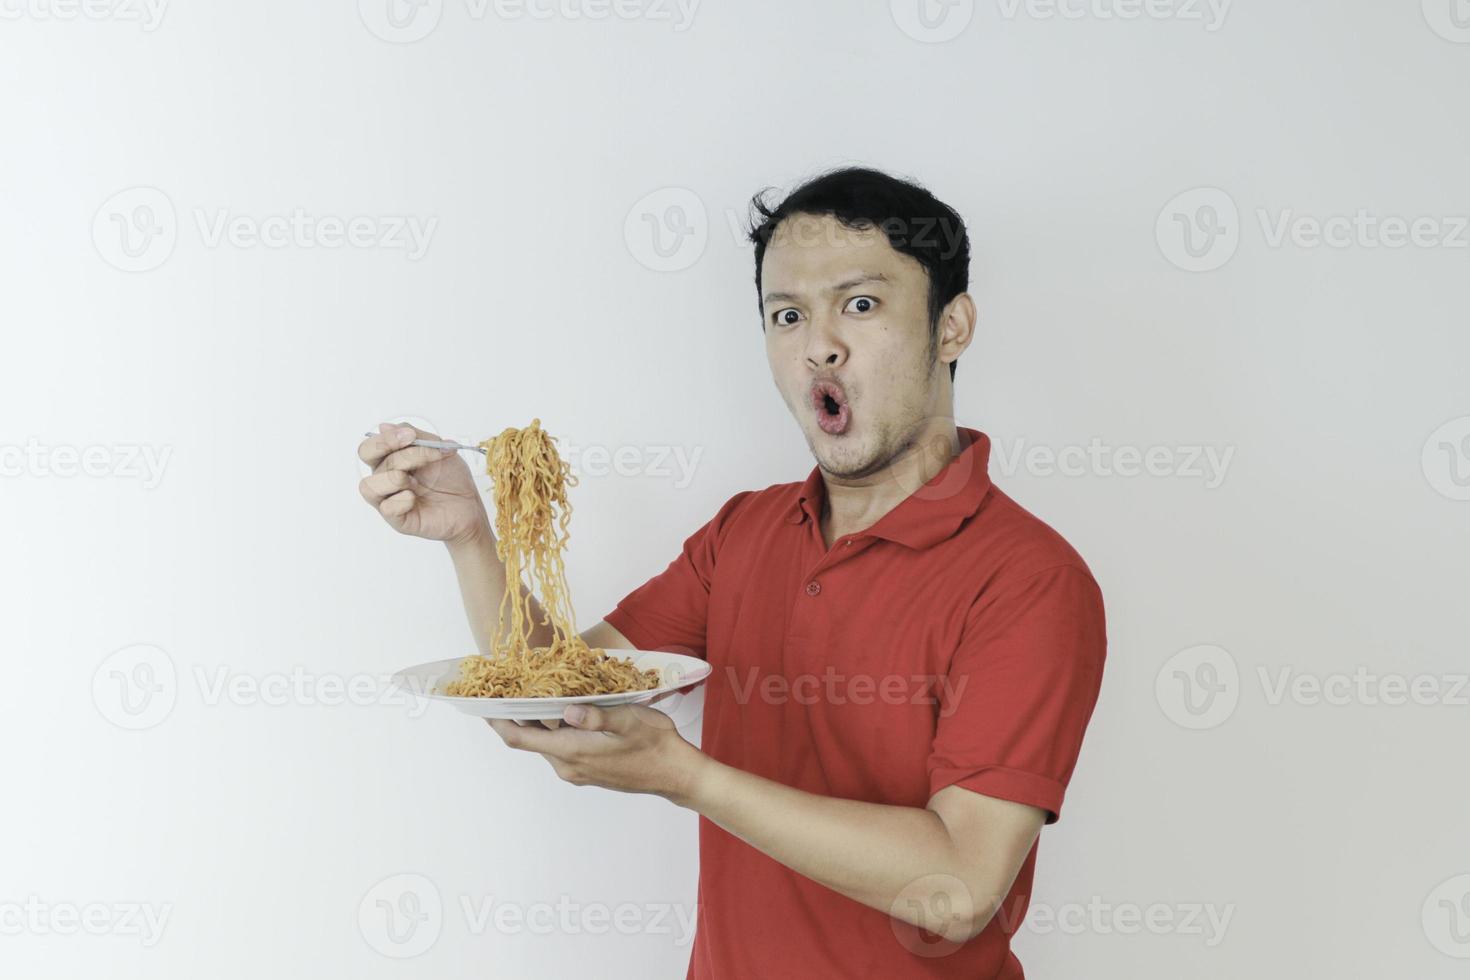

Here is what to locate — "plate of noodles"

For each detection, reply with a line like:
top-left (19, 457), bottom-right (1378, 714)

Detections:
top-left (387, 417), bottom-right (710, 720)
top-left (392, 648), bottom-right (711, 720)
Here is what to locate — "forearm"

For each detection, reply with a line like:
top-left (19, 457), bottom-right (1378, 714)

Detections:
top-left (680, 758), bottom-right (999, 939)
top-left (445, 527), bottom-right (556, 655)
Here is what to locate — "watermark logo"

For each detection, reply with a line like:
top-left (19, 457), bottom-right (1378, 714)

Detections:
top-left (192, 665), bottom-right (434, 717)
top-left (1025, 897), bottom-right (1234, 945)
top-left (1423, 874), bottom-right (1470, 958)
top-left (486, 0), bottom-right (699, 29)
top-left (0, 897), bottom-right (172, 946)
top-left (1155, 644), bottom-right (1238, 729)
top-left (558, 440), bottom-right (704, 488)
top-left (990, 436), bottom-right (1235, 488)
top-left (92, 644), bottom-right (178, 731)
top-left (359, 873), bottom-right (443, 958)
top-left (726, 666), bottom-right (967, 716)
top-left (92, 186), bottom-right (177, 273)
top-left (624, 187), bottom-right (707, 272)
top-left (357, 876), bottom-right (697, 955)
top-left (1258, 666), bottom-right (1469, 708)
top-left (1156, 187), bottom-right (1239, 272)
top-left (1258, 209), bottom-right (1469, 250)
top-left (359, 0), bottom-right (443, 42)
top-left (1422, 416), bottom-right (1470, 501)
top-left (458, 893), bottom-right (698, 942)
top-left (1160, 648), bottom-right (1469, 728)
top-left (359, 0), bottom-right (698, 40)
top-left (1160, 188), bottom-right (1470, 271)
top-left (995, 0), bottom-right (1231, 30)
top-left (192, 208), bottom-right (436, 259)
top-left (889, 873), bottom-right (976, 957)
top-left (891, 0), bottom-right (974, 42)
top-left (1422, 0), bottom-right (1470, 43)
top-left (92, 188), bottom-right (437, 271)
top-left (0, 0), bottom-right (168, 30)
top-left (0, 439), bottom-right (172, 488)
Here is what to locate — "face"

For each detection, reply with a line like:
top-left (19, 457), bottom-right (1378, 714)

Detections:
top-left (760, 212), bottom-right (958, 480)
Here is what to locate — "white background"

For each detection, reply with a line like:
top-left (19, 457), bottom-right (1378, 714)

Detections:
top-left (3, 0), bottom-right (1469, 977)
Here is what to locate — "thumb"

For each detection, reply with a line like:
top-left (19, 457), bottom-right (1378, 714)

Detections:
top-left (562, 703), bottom-right (632, 733)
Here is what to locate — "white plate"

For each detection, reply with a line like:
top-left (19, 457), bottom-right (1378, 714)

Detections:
top-left (391, 649), bottom-right (711, 720)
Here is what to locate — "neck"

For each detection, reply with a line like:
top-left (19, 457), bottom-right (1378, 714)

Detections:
top-left (819, 417), bottom-right (964, 546)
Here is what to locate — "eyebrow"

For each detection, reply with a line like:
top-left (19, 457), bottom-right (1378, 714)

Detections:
top-left (762, 273), bottom-right (891, 307)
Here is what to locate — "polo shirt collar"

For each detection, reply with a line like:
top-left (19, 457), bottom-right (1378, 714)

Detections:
top-left (784, 427), bottom-right (993, 550)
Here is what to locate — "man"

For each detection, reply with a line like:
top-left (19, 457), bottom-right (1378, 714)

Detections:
top-left (357, 167), bottom-right (1106, 978)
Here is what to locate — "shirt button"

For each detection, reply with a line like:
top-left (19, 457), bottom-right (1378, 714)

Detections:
top-left (805, 580), bottom-right (822, 596)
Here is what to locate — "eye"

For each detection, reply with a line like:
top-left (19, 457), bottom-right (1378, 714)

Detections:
top-left (771, 308), bottom-right (802, 327)
top-left (844, 296), bottom-right (878, 314)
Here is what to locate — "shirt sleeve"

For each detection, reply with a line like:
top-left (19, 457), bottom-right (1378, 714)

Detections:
top-left (927, 563), bottom-right (1106, 823)
top-left (601, 491), bottom-right (752, 659)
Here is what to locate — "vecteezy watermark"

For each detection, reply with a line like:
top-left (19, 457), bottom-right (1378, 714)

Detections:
top-left (889, 873), bottom-right (978, 957)
top-left (359, 874), bottom-right (443, 959)
top-left (1422, 0), bottom-right (1470, 43)
top-left (1257, 666), bottom-right (1470, 709)
top-left (358, 0), bottom-right (444, 42)
top-left (995, 0), bottom-right (1231, 31)
top-left (1423, 874), bottom-right (1470, 958)
top-left (1156, 644), bottom-right (1239, 729)
top-left (92, 186), bottom-right (437, 271)
top-left (1021, 897), bottom-right (1235, 946)
top-left (890, 0), bottom-right (975, 43)
top-left (0, 897), bottom-right (173, 947)
top-left (193, 208), bottom-right (436, 260)
top-left (888, 872), bottom-right (1234, 957)
top-left (1158, 186), bottom-right (1470, 272)
top-left (1155, 187), bottom-right (1240, 272)
top-left (459, 894), bottom-right (698, 945)
top-left (989, 437), bottom-right (1235, 488)
top-left (358, 0), bottom-right (698, 43)
top-left (192, 665), bottom-right (434, 718)
top-left (0, 0), bottom-right (168, 30)
top-left (557, 440), bottom-right (704, 489)
top-left (624, 187), bottom-right (708, 272)
top-left (625, 187), bottom-right (970, 272)
top-left (726, 666), bottom-right (968, 716)
top-left (92, 644), bottom-right (178, 731)
top-left (92, 186), bottom-right (177, 272)
top-left (739, 207), bottom-right (969, 260)
top-left (1157, 644), bottom-right (1470, 730)
top-left (1256, 209), bottom-right (1470, 251)
top-left (1422, 415), bottom-right (1470, 501)
top-left (0, 439), bottom-right (172, 489)
top-left (357, 873), bottom-right (698, 958)
top-left (91, 644), bottom-right (436, 730)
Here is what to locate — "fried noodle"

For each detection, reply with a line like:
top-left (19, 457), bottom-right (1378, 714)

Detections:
top-left (443, 419), bottom-right (660, 698)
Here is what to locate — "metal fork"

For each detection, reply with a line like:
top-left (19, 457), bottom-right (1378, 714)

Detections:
top-left (362, 431), bottom-right (487, 454)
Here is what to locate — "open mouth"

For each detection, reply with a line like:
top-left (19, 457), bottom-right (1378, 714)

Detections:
top-left (809, 380), bottom-right (851, 436)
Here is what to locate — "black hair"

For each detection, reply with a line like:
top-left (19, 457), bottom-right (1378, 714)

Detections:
top-left (746, 166), bottom-right (970, 382)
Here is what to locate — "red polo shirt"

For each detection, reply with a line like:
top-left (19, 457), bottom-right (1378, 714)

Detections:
top-left (603, 427), bottom-right (1106, 979)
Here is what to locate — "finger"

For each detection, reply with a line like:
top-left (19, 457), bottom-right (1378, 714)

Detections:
top-left (380, 421), bottom-right (444, 442)
top-left (358, 423), bottom-right (420, 468)
top-left (359, 468), bottom-right (413, 506)
top-left (379, 489), bottom-right (416, 519)
top-left (563, 703), bottom-right (637, 735)
top-left (378, 444), bottom-right (456, 475)
top-left (489, 719), bottom-right (570, 755)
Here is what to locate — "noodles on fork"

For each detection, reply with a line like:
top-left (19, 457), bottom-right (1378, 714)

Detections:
top-left (444, 419), bottom-right (660, 698)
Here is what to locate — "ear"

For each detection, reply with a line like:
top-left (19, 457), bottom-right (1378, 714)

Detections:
top-left (936, 293), bottom-right (977, 368)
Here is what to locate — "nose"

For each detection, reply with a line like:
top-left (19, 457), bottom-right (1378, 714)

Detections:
top-left (803, 313), bottom-right (848, 370)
